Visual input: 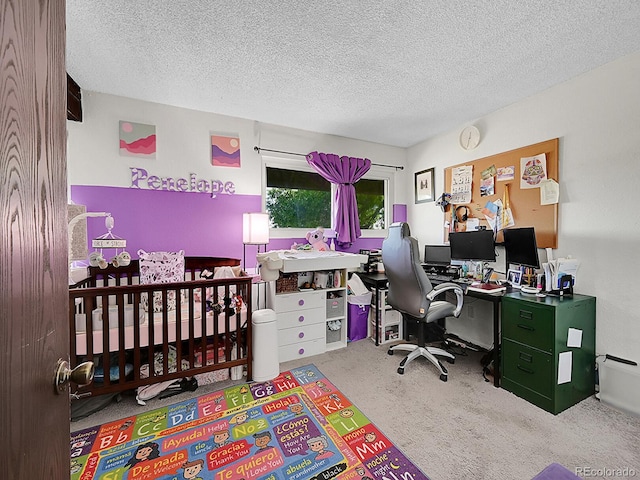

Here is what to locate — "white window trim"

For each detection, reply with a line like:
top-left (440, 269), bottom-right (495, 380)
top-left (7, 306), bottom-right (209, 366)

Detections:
top-left (262, 155), bottom-right (394, 239)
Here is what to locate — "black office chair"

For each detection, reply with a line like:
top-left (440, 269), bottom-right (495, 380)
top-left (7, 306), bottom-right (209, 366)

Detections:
top-left (382, 222), bottom-right (464, 381)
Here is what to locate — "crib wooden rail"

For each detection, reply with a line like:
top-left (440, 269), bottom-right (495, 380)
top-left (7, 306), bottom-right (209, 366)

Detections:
top-left (69, 275), bottom-right (252, 397)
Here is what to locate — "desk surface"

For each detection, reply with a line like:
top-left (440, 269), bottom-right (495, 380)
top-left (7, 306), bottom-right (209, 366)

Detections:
top-left (356, 272), bottom-right (389, 285)
top-left (357, 271), bottom-right (512, 300)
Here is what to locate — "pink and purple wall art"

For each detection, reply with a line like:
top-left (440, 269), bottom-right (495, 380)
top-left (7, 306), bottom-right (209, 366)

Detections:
top-left (119, 121), bottom-right (156, 158)
top-left (211, 134), bottom-right (241, 167)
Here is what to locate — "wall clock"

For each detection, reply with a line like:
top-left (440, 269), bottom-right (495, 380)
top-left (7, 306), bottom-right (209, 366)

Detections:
top-left (459, 125), bottom-right (480, 150)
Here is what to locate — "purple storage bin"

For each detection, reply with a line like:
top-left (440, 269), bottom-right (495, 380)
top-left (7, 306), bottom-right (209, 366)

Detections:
top-left (348, 292), bottom-right (372, 342)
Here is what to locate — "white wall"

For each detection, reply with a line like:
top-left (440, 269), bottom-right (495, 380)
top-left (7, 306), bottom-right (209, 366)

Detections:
top-left (67, 92), bottom-right (406, 195)
top-left (407, 52), bottom-right (640, 358)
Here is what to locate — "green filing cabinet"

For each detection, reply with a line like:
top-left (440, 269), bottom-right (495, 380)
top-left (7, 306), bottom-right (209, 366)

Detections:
top-left (501, 292), bottom-right (596, 414)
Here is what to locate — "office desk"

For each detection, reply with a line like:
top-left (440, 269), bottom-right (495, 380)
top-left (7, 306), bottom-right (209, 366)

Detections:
top-left (357, 271), bottom-right (507, 387)
top-left (461, 283), bottom-right (505, 387)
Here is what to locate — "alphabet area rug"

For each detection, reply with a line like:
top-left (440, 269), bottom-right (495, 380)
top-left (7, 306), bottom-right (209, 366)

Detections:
top-left (70, 364), bottom-right (429, 480)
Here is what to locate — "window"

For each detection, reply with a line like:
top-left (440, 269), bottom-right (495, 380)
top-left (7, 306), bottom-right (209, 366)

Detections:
top-left (266, 167), bottom-right (331, 228)
top-left (355, 178), bottom-right (385, 230)
top-left (265, 162), bottom-right (388, 234)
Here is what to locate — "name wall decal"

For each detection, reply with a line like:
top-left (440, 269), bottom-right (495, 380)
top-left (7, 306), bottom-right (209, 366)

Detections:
top-left (129, 167), bottom-right (235, 198)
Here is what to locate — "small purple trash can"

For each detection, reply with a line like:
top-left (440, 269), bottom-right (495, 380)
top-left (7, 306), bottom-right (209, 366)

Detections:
top-left (348, 292), bottom-right (372, 342)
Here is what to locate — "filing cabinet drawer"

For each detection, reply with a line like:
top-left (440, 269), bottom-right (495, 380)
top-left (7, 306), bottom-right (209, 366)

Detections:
top-left (502, 339), bottom-right (553, 398)
top-left (278, 323), bottom-right (326, 347)
top-left (277, 309), bottom-right (325, 329)
top-left (274, 290), bottom-right (325, 312)
top-left (502, 298), bottom-right (554, 352)
top-left (279, 338), bottom-right (325, 362)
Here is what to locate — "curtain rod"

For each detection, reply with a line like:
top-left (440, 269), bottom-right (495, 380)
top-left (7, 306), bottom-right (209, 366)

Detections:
top-left (253, 146), bottom-right (404, 170)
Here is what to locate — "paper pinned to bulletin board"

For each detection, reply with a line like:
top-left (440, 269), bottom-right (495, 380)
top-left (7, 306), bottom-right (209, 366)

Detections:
top-left (444, 138), bottom-right (559, 248)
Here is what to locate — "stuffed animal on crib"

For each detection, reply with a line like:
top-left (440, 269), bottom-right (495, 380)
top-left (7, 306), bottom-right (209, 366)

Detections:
top-left (306, 227), bottom-right (330, 251)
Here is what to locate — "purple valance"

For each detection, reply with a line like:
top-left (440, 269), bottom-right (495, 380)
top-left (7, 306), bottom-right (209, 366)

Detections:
top-left (306, 151), bottom-right (371, 247)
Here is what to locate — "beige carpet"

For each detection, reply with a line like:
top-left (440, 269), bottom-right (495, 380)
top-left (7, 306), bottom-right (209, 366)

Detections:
top-left (72, 340), bottom-right (640, 480)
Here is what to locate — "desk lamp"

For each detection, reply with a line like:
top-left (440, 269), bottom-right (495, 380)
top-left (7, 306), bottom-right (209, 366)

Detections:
top-left (242, 212), bottom-right (270, 271)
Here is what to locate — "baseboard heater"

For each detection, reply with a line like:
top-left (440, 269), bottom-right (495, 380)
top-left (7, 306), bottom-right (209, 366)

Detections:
top-left (596, 355), bottom-right (640, 417)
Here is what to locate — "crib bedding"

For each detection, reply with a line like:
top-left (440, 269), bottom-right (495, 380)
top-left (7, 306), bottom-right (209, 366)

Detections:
top-left (74, 302), bottom-right (246, 355)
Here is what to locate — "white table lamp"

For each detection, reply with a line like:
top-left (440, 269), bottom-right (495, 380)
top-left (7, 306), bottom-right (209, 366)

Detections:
top-left (243, 212), bottom-right (270, 270)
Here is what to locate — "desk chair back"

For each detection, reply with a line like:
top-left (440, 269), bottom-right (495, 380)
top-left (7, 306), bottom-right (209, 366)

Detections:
top-left (382, 222), bottom-right (433, 319)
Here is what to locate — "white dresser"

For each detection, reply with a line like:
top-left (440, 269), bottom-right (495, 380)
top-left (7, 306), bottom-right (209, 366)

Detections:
top-left (265, 252), bottom-right (367, 362)
top-left (273, 289), bottom-right (329, 361)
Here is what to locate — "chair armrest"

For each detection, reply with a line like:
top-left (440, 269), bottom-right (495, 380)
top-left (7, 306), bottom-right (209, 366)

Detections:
top-left (427, 282), bottom-right (464, 317)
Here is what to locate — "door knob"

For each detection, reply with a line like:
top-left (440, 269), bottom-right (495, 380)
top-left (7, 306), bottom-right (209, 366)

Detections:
top-left (54, 359), bottom-right (94, 394)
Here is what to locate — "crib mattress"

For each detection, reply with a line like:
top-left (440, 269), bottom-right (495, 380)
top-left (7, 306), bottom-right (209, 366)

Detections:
top-left (74, 302), bottom-right (245, 355)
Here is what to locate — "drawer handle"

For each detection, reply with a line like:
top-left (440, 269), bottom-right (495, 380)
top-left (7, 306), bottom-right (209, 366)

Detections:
top-left (298, 316), bottom-right (304, 323)
top-left (517, 365), bottom-right (534, 374)
top-left (519, 352), bottom-right (533, 363)
top-left (298, 332), bottom-right (304, 339)
top-left (518, 309), bottom-right (533, 320)
top-left (298, 348), bottom-right (304, 355)
top-left (517, 323), bottom-right (534, 331)
top-left (298, 299), bottom-right (305, 306)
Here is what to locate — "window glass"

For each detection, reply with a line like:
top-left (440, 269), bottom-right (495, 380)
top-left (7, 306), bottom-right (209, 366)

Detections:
top-left (355, 178), bottom-right (385, 229)
top-left (265, 164), bottom-right (388, 232)
top-left (266, 167), bottom-right (331, 228)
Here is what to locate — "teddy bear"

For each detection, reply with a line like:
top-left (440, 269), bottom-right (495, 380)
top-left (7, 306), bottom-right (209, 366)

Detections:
top-left (306, 227), bottom-right (330, 251)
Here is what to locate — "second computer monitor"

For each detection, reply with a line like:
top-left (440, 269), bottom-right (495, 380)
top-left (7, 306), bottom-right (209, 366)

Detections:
top-left (424, 244), bottom-right (451, 266)
top-left (449, 230), bottom-right (496, 262)
top-left (503, 227), bottom-right (540, 268)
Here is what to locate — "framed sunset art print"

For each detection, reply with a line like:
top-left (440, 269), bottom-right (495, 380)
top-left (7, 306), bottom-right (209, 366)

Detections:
top-left (119, 121), bottom-right (156, 159)
top-left (211, 134), bottom-right (241, 167)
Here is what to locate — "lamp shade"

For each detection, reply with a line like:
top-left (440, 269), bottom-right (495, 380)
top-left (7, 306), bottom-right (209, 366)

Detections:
top-left (243, 213), bottom-right (270, 245)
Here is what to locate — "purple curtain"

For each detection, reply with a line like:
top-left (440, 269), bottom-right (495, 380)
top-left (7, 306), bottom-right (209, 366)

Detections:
top-left (306, 151), bottom-right (371, 247)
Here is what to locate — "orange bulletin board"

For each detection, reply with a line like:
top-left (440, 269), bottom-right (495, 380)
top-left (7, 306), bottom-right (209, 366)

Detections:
top-left (443, 138), bottom-right (559, 248)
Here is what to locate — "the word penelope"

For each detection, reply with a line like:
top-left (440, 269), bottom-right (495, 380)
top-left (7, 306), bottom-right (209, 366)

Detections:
top-left (130, 167), bottom-right (235, 198)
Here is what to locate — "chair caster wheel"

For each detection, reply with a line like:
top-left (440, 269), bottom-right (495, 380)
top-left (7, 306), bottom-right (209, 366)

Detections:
top-left (387, 349), bottom-right (394, 356)
top-left (397, 367), bottom-right (404, 375)
top-left (446, 357), bottom-right (455, 364)
top-left (440, 374), bottom-right (448, 382)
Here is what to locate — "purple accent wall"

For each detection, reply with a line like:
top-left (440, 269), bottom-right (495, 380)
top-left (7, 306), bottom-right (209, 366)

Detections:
top-left (393, 204), bottom-right (407, 223)
top-left (70, 185), bottom-right (386, 268)
top-left (71, 185), bottom-right (261, 264)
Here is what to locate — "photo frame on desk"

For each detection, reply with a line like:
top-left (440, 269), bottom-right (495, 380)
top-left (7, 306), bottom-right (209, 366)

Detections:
top-left (507, 268), bottom-right (522, 286)
top-left (415, 167), bottom-right (435, 204)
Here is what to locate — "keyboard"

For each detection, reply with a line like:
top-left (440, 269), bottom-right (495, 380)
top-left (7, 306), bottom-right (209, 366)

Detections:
top-left (427, 273), bottom-right (456, 282)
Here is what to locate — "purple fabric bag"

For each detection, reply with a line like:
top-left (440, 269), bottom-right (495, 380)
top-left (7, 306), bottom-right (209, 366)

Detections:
top-left (348, 292), bottom-right (372, 342)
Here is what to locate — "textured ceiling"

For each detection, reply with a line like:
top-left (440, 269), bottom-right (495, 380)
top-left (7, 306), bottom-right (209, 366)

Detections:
top-left (66, 1), bottom-right (640, 148)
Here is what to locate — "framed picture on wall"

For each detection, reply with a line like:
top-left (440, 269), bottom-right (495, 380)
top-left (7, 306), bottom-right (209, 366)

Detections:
top-left (415, 168), bottom-right (435, 204)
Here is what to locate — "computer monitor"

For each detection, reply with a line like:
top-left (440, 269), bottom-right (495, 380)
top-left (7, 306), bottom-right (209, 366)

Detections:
top-left (424, 244), bottom-right (451, 266)
top-left (503, 227), bottom-right (540, 268)
top-left (449, 230), bottom-right (496, 261)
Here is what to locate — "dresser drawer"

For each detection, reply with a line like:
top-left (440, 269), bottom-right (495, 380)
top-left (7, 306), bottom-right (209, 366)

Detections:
top-left (277, 308), bottom-right (325, 329)
top-left (279, 338), bottom-right (325, 362)
top-left (278, 322), bottom-right (326, 346)
top-left (502, 339), bottom-right (553, 398)
top-left (502, 299), bottom-right (554, 352)
top-left (274, 290), bottom-right (326, 312)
